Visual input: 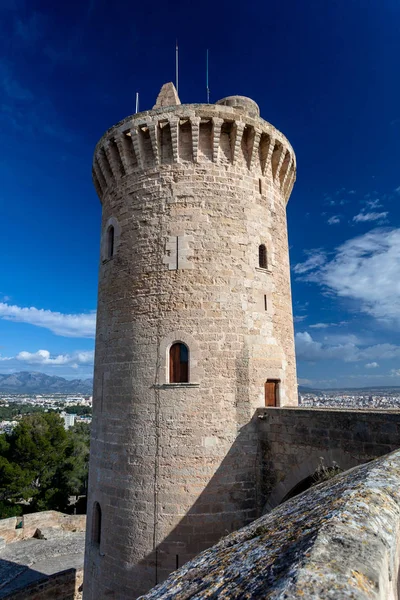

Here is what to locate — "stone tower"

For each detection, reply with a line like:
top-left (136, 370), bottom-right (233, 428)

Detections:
top-left (83, 83), bottom-right (297, 599)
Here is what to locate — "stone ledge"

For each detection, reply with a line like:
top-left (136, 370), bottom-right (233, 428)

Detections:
top-left (154, 383), bottom-right (200, 389)
top-left (140, 449), bottom-right (400, 600)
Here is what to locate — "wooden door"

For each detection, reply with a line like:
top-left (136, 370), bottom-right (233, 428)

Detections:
top-left (265, 380), bottom-right (278, 407)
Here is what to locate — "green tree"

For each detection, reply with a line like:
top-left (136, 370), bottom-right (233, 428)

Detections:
top-left (0, 413), bottom-right (90, 517)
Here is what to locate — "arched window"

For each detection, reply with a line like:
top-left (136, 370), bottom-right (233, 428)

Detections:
top-left (169, 342), bottom-right (189, 383)
top-left (92, 501), bottom-right (102, 546)
top-left (107, 226), bottom-right (115, 259)
top-left (259, 244), bottom-right (267, 269)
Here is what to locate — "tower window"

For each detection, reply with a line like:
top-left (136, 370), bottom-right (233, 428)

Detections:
top-left (169, 342), bottom-right (189, 383)
top-left (264, 295), bottom-right (268, 311)
top-left (107, 225), bottom-right (115, 259)
top-left (259, 179), bottom-right (262, 194)
top-left (259, 244), bottom-right (267, 269)
top-left (92, 501), bottom-right (102, 546)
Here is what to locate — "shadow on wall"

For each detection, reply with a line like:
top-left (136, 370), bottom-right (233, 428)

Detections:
top-left (0, 562), bottom-right (81, 599)
top-left (142, 416), bottom-right (263, 590)
top-left (85, 415), bottom-right (266, 599)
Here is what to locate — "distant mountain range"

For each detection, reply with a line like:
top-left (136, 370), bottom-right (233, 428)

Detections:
top-left (0, 372), bottom-right (93, 394)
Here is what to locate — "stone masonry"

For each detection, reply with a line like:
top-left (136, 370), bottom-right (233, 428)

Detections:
top-left (83, 83), bottom-right (298, 599)
top-left (257, 406), bottom-right (400, 511)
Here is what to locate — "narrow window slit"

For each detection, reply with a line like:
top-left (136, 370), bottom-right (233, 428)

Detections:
top-left (107, 226), bottom-right (115, 259)
top-left (259, 244), bottom-right (267, 269)
top-left (92, 501), bottom-right (102, 546)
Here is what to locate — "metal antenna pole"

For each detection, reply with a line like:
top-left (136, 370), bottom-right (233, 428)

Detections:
top-left (135, 92), bottom-right (139, 114)
top-left (206, 49), bottom-right (210, 103)
top-left (176, 40), bottom-right (179, 93)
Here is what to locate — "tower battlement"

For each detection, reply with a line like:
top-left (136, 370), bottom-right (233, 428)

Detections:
top-left (92, 91), bottom-right (296, 204)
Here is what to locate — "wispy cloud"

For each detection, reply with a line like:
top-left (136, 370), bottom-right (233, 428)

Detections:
top-left (14, 11), bottom-right (47, 46)
top-left (0, 349), bottom-right (94, 368)
top-left (353, 211), bottom-right (388, 223)
top-left (365, 362), bottom-right (379, 368)
top-left (293, 249), bottom-right (327, 275)
top-left (0, 302), bottom-right (96, 338)
top-left (294, 315), bottom-right (307, 323)
top-left (0, 61), bottom-right (33, 101)
top-left (296, 331), bottom-right (400, 363)
top-left (364, 199), bottom-right (383, 209)
top-left (294, 228), bottom-right (400, 328)
top-left (327, 215), bottom-right (340, 225)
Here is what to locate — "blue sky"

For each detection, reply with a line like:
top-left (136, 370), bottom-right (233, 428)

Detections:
top-left (0, 0), bottom-right (399, 388)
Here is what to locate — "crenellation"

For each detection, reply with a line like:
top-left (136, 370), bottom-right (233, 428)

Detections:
top-left (104, 140), bottom-right (124, 180)
top-left (92, 158), bottom-right (107, 193)
top-left (278, 150), bottom-right (290, 187)
top-left (92, 170), bottom-right (101, 196)
top-left (130, 126), bottom-right (143, 169)
top-left (211, 118), bottom-right (223, 163)
top-left (114, 132), bottom-right (134, 175)
top-left (148, 122), bottom-right (160, 166)
top-left (281, 153), bottom-right (293, 191)
top-left (169, 118), bottom-right (180, 163)
top-left (96, 147), bottom-right (113, 187)
top-left (190, 117), bottom-right (200, 163)
top-left (232, 121), bottom-right (245, 164)
top-left (178, 119), bottom-right (193, 161)
top-left (250, 129), bottom-right (262, 172)
top-left (272, 142), bottom-right (285, 181)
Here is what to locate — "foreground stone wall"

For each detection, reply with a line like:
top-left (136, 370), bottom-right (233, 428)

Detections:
top-left (258, 407), bottom-right (400, 510)
top-left (140, 449), bottom-right (400, 600)
top-left (2, 568), bottom-right (82, 600)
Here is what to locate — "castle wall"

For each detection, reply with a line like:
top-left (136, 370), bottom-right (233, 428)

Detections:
top-left (258, 407), bottom-right (400, 511)
top-left (84, 95), bottom-right (297, 599)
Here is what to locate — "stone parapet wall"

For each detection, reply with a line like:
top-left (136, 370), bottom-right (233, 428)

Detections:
top-left (257, 407), bottom-right (400, 510)
top-left (139, 450), bottom-right (400, 600)
top-left (0, 512), bottom-right (85, 545)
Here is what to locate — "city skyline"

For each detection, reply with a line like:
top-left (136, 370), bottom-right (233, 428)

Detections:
top-left (1, 0), bottom-right (399, 388)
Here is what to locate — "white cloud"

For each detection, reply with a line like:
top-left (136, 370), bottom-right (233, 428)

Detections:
top-left (15, 349), bottom-right (94, 367)
top-left (327, 216), bottom-right (340, 225)
top-left (293, 250), bottom-right (327, 275)
top-left (365, 199), bottom-right (383, 209)
top-left (294, 315), bottom-right (307, 323)
top-left (391, 369), bottom-right (400, 377)
top-left (365, 362), bottom-right (379, 369)
top-left (294, 228), bottom-right (400, 328)
top-left (295, 331), bottom-right (400, 363)
top-left (353, 211), bottom-right (388, 223)
top-left (309, 321), bottom-right (348, 330)
top-left (0, 302), bottom-right (96, 338)
top-left (297, 378), bottom-right (313, 385)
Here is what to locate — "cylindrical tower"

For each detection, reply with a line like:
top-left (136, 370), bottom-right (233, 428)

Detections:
top-left (84, 83), bottom-right (297, 599)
